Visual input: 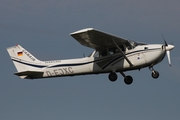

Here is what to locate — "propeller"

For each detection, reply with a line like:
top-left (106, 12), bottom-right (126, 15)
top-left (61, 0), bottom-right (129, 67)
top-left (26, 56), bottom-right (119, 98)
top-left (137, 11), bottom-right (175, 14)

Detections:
top-left (166, 50), bottom-right (171, 66)
top-left (162, 35), bottom-right (174, 66)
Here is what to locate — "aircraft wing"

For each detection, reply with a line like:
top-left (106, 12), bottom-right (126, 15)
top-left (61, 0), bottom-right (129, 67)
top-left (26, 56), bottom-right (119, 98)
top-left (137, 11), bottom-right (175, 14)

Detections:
top-left (70, 28), bottom-right (129, 50)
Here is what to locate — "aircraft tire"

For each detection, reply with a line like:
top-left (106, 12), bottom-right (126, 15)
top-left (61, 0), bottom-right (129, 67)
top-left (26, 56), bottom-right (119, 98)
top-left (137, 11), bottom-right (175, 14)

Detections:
top-left (124, 75), bottom-right (133, 85)
top-left (151, 71), bottom-right (159, 79)
top-left (108, 72), bottom-right (117, 82)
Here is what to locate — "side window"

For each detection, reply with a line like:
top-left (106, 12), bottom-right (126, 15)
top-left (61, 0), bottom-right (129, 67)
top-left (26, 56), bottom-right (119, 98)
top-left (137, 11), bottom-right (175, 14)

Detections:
top-left (108, 45), bottom-right (125, 55)
top-left (94, 50), bottom-right (108, 57)
top-left (99, 50), bottom-right (107, 57)
top-left (109, 47), bottom-right (118, 54)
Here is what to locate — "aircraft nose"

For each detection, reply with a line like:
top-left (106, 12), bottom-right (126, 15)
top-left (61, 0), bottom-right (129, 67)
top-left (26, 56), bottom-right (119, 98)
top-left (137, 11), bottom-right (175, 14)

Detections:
top-left (166, 44), bottom-right (175, 51)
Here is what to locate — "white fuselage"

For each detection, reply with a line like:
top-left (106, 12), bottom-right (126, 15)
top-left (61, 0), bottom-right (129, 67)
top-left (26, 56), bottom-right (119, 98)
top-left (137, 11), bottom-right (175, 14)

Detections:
top-left (32, 44), bottom-right (166, 79)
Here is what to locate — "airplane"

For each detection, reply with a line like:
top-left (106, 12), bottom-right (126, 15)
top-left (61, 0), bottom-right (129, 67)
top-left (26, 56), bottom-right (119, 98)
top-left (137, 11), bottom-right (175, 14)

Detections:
top-left (7, 28), bottom-right (174, 85)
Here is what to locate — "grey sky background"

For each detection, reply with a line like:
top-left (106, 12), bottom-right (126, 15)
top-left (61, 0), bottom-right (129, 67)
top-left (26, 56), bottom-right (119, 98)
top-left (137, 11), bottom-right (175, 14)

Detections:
top-left (1, 0), bottom-right (180, 120)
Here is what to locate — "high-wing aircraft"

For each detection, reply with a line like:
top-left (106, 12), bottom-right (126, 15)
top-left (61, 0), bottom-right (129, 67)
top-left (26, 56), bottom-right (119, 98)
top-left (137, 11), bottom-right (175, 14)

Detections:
top-left (7, 28), bottom-right (174, 85)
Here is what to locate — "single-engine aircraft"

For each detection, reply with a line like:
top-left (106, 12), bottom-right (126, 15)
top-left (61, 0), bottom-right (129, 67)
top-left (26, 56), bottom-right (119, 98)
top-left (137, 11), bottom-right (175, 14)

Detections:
top-left (7, 28), bottom-right (174, 85)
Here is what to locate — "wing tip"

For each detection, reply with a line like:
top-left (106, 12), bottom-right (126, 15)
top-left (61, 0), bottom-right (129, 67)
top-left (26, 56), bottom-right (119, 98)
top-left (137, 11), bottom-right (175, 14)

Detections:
top-left (70, 28), bottom-right (94, 35)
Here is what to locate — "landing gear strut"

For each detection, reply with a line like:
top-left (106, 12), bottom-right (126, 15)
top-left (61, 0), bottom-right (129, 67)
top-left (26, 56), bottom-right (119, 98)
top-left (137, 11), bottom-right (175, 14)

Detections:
top-left (149, 67), bottom-right (160, 79)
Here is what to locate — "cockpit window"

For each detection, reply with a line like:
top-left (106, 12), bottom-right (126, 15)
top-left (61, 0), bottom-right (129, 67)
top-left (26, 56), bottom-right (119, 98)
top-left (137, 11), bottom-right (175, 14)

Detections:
top-left (126, 40), bottom-right (138, 50)
top-left (125, 42), bottom-right (132, 50)
top-left (128, 40), bottom-right (138, 48)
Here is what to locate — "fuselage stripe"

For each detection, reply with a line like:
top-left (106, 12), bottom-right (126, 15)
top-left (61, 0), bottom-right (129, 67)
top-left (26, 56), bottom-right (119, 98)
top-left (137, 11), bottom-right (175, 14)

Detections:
top-left (12, 59), bottom-right (47, 68)
top-left (12, 48), bottom-right (161, 69)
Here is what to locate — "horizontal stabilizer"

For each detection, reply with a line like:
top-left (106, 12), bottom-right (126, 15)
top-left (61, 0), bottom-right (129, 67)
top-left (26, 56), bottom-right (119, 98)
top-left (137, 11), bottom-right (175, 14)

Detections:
top-left (14, 71), bottom-right (44, 79)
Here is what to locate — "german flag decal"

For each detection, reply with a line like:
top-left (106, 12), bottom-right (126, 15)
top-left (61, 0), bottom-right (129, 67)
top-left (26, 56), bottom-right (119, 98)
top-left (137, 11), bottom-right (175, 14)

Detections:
top-left (17, 52), bottom-right (23, 56)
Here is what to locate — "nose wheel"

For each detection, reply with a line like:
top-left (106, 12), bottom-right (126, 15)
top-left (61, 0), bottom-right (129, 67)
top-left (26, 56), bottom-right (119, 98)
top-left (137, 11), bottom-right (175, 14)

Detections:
top-left (151, 71), bottom-right (159, 79)
top-left (149, 67), bottom-right (160, 79)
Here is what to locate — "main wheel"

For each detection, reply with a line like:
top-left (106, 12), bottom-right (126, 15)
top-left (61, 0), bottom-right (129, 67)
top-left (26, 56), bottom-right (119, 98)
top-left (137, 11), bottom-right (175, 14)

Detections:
top-left (108, 72), bottom-right (117, 82)
top-left (124, 75), bottom-right (133, 85)
top-left (151, 71), bottom-right (159, 79)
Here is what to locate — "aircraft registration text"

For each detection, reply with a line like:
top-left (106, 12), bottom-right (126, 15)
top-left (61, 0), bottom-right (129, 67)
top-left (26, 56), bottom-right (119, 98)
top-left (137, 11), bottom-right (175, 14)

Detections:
top-left (46, 67), bottom-right (74, 76)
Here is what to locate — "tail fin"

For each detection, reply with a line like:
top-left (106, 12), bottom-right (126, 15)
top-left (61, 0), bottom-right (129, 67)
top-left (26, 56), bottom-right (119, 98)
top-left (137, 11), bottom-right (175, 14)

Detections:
top-left (7, 45), bottom-right (44, 78)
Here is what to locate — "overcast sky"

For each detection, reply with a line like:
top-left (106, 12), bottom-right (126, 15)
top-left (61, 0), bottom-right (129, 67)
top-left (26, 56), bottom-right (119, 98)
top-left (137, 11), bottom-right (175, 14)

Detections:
top-left (1, 0), bottom-right (180, 120)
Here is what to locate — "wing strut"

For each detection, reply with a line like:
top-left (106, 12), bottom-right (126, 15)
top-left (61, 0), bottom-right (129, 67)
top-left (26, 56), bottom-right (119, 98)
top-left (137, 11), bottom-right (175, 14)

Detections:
top-left (112, 39), bottom-right (133, 67)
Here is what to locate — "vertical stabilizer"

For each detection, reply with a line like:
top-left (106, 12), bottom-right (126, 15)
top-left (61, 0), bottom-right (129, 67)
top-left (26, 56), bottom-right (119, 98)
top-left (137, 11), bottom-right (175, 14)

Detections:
top-left (7, 45), bottom-right (42, 73)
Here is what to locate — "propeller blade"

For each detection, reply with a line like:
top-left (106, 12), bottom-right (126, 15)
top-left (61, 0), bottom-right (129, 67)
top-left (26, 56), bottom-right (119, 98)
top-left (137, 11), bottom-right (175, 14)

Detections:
top-left (164, 40), bottom-right (168, 46)
top-left (162, 35), bottom-right (174, 66)
top-left (162, 34), bottom-right (168, 46)
top-left (166, 50), bottom-right (171, 66)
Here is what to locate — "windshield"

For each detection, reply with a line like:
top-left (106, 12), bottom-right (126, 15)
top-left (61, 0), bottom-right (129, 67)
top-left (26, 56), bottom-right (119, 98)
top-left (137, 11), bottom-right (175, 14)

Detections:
top-left (128, 40), bottom-right (138, 48)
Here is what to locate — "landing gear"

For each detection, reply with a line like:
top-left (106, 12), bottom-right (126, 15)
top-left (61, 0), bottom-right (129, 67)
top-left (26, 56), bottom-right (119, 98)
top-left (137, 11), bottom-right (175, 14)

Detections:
top-left (149, 67), bottom-right (160, 79)
top-left (151, 71), bottom-right (159, 79)
top-left (108, 72), bottom-right (117, 82)
top-left (120, 72), bottom-right (133, 85)
top-left (124, 76), bottom-right (133, 85)
top-left (108, 72), bottom-right (133, 85)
